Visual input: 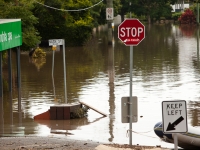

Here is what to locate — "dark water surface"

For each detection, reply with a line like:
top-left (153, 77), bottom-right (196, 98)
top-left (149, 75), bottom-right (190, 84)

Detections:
top-left (0, 23), bottom-right (200, 148)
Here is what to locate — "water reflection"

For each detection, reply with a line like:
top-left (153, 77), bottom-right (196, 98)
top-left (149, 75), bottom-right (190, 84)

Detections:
top-left (29, 57), bottom-right (46, 71)
top-left (108, 43), bottom-right (115, 142)
top-left (188, 101), bottom-right (200, 126)
top-left (1, 23), bottom-right (200, 148)
top-left (35, 117), bottom-right (104, 135)
top-left (0, 97), bottom-right (3, 136)
top-left (8, 49), bottom-right (13, 134)
top-left (196, 28), bottom-right (200, 68)
top-left (0, 52), bottom-right (3, 136)
top-left (179, 24), bottom-right (197, 37)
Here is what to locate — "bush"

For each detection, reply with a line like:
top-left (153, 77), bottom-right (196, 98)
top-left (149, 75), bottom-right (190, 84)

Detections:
top-left (178, 9), bottom-right (196, 24)
top-left (64, 24), bottom-right (93, 46)
top-left (70, 106), bottom-right (89, 119)
top-left (32, 47), bottom-right (46, 58)
top-left (172, 12), bottom-right (182, 21)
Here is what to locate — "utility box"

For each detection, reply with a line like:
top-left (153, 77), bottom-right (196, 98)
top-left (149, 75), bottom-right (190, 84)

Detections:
top-left (121, 96), bottom-right (138, 123)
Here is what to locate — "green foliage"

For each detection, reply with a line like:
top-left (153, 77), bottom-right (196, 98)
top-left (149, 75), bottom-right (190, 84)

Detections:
top-left (65, 24), bottom-right (93, 46)
top-left (89, 0), bottom-right (121, 25)
top-left (30, 47), bottom-right (46, 71)
top-left (113, 0), bottom-right (122, 16)
top-left (90, 0), bottom-right (106, 26)
top-left (125, 12), bottom-right (138, 19)
top-left (190, 3), bottom-right (200, 22)
top-left (172, 12), bottom-right (182, 21)
top-left (119, 0), bottom-right (174, 23)
top-left (192, 0), bottom-right (200, 2)
top-left (70, 106), bottom-right (89, 119)
top-left (63, 0), bottom-right (93, 23)
top-left (190, 3), bottom-right (197, 13)
top-left (0, 0), bottom-right (6, 18)
top-left (32, 47), bottom-right (46, 58)
top-left (33, 0), bottom-right (66, 41)
top-left (0, 0), bottom-right (41, 50)
top-left (33, 0), bottom-right (95, 46)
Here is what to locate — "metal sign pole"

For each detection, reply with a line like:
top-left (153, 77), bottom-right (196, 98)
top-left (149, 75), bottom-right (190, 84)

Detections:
top-left (129, 2), bottom-right (133, 146)
top-left (62, 39), bottom-right (67, 103)
top-left (118, 2), bottom-right (144, 146)
top-left (16, 47), bottom-right (21, 113)
top-left (49, 39), bottom-right (67, 103)
top-left (129, 46), bottom-right (133, 145)
top-left (174, 133), bottom-right (178, 150)
top-left (52, 50), bottom-right (56, 100)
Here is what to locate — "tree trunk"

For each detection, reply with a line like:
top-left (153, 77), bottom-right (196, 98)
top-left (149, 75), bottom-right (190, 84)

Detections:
top-left (120, 12), bottom-right (125, 22)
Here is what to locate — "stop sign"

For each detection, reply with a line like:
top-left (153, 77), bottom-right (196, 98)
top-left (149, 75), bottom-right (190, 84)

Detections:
top-left (118, 19), bottom-right (145, 46)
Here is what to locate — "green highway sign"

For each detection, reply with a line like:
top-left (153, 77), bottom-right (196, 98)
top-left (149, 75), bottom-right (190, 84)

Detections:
top-left (0, 19), bottom-right (22, 51)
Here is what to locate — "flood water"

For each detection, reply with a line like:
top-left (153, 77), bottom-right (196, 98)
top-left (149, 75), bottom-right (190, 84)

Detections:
top-left (1, 23), bottom-right (200, 148)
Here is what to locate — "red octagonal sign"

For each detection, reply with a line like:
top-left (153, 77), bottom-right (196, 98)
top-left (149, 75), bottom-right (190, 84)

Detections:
top-left (118, 19), bottom-right (145, 46)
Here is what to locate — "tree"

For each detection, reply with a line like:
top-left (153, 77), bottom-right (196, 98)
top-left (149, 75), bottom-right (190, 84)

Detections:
top-left (0, 0), bottom-right (41, 50)
top-left (118, 0), bottom-right (176, 23)
top-left (89, 0), bottom-right (105, 26)
top-left (90, 0), bottom-right (121, 26)
top-left (118, 0), bottom-right (131, 22)
top-left (178, 8), bottom-right (196, 24)
top-left (33, 0), bottom-right (96, 46)
top-left (133, 0), bottom-right (176, 23)
top-left (33, 0), bottom-right (67, 41)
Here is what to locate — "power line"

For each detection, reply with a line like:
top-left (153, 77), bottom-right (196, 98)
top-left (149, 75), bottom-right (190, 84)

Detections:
top-left (34, 0), bottom-right (104, 12)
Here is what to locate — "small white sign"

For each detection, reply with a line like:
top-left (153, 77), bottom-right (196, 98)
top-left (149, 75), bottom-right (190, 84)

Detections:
top-left (162, 100), bottom-right (188, 133)
top-left (106, 8), bottom-right (113, 20)
top-left (49, 39), bottom-right (63, 46)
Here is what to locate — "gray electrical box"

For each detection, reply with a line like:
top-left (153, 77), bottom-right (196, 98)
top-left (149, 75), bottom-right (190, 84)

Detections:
top-left (121, 96), bottom-right (138, 123)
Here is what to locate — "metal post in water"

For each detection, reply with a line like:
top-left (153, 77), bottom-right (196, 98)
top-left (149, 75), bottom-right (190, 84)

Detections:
top-left (0, 52), bottom-right (3, 100)
top-left (197, 28), bottom-right (199, 62)
top-left (0, 51), bottom-right (3, 136)
top-left (8, 49), bottom-right (13, 128)
top-left (8, 49), bottom-right (12, 93)
top-left (62, 39), bottom-right (67, 103)
top-left (16, 47), bottom-right (21, 112)
top-left (52, 50), bottom-right (56, 100)
top-left (16, 47), bottom-right (22, 127)
top-left (197, 26), bottom-right (200, 69)
top-left (197, 3), bottom-right (199, 25)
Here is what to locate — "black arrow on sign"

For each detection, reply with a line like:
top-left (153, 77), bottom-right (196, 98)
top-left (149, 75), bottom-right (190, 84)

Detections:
top-left (166, 116), bottom-right (184, 131)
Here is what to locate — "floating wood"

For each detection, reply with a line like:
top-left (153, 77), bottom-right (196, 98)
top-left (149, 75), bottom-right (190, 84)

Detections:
top-left (79, 101), bottom-right (107, 117)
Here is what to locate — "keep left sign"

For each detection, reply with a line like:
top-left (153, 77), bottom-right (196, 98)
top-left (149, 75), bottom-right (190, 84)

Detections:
top-left (162, 100), bottom-right (188, 133)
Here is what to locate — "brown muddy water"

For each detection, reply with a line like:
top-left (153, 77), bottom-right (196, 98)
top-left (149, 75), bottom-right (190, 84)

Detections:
top-left (0, 23), bottom-right (200, 149)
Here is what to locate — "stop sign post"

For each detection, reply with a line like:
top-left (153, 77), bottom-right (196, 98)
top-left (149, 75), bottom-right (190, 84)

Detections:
top-left (118, 19), bottom-right (145, 146)
top-left (118, 19), bottom-right (145, 46)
